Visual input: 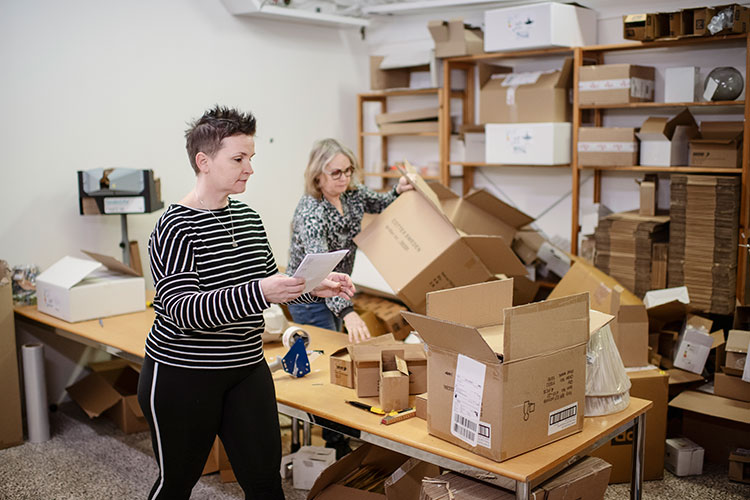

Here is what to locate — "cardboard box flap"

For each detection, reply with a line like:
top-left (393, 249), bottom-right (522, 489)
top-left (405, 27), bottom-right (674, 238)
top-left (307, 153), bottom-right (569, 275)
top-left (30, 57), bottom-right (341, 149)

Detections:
top-left (402, 311), bottom-right (501, 365)
top-left (590, 309), bottom-right (616, 336)
top-left (461, 235), bottom-right (528, 276)
top-left (668, 368), bottom-right (705, 385)
top-left (348, 342), bottom-right (425, 364)
top-left (427, 181), bottom-right (460, 202)
top-left (427, 19), bottom-right (451, 42)
top-left (710, 330), bottom-right (725, 349)
top-left (669, 391), bottom-right (750, 424)
top-left (66, 373), bottom-right (123, 418)
top-left (375, 107), bottom-right (440, 126)
top-left (37, 256), bottom-right (103, 290)
top-left (81, 250), bottom-right (141, 277)
top-left (636, 108), bottom-right (697, 141)
top-left (694, 121), bottom-right (744, 141)
top-left (379, 51), bottom-right (431, 70)
top-left (548, 261), bottom-right (643, 313)
top-left (307, 442), bottom-right (370, 499)
top-left (463, 190), bottom-right (535, 230)
top-left (125, 396), bottom-right (144, 418)
top-left (397, 162), bottom-right (453, 225)
top-left (504, 292), bottom-right (589, 362)
top-left (426, 280), bottom-right (513, 327)
top-left (727, 330), bottom-right (750, 354)
top-left (478, 63), bottom-right (513, 87)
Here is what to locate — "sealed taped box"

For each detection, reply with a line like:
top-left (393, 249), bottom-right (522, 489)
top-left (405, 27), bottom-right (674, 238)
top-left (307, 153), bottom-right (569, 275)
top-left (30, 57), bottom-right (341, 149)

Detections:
top-left (485, 123), bottom-right (571, 165)
top-left (66, 359), bottom-right (148, 434)
top-left (36, 252), bottom-right (145, 322)
top-left (665, 437), bottom-right (704, 476)
top-left (402, 280), bottom-right (591, 462)
top-left (579, 64), bottom-right (655, 106)
top-left (484, 2), bottom-right (596, 52)
top-left (578, 127), bottom-right (638, 167)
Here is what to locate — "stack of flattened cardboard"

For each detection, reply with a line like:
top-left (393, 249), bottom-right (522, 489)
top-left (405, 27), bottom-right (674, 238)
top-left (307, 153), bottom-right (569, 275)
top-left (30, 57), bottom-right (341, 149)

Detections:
top-left (594, 211), bottom-right (670, 298)
top-left (668, 175), bottom-right (740, 315)
top-left (375, 107), bottom-right (439, 135)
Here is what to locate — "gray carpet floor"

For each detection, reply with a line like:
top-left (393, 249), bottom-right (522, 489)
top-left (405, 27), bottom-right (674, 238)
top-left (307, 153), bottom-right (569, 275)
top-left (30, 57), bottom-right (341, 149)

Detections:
top-left (0, 403), bottom-right (748, 499)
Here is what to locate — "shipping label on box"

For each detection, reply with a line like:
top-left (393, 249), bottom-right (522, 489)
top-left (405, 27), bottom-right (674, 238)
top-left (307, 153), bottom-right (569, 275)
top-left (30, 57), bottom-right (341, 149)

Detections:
top-left (403, 280), bottom-right (590, 462)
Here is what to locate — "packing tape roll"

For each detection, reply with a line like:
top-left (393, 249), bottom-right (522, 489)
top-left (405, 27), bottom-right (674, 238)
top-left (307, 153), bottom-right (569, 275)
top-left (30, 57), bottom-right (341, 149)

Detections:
top-left (282, 326), bottom-right (309, 350)
top-left (22, 343), bottom-right (50, 443)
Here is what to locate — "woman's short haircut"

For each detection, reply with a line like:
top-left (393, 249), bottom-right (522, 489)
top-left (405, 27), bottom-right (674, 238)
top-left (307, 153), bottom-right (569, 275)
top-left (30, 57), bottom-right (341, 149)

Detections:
top-left (185, 105), bottom-right (256, 174)
top-left (304, 138), bottom-right (361, 199)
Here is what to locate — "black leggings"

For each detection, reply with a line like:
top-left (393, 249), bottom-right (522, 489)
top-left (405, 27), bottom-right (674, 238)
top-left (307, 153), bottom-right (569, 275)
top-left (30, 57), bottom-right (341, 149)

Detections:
top-left (137, 356), bottom-right (284, 500)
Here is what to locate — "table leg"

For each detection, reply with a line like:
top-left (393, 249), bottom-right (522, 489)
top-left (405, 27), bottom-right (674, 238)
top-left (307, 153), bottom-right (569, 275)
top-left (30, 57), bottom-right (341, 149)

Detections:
top-left (630, 413), bottom-right (646, 500)
top-left (303, 420), bottom-right (312, 446)
top-left (291, 417), bottom-right (300, 452)
top-left (515, 481), bottom-right (530, 500)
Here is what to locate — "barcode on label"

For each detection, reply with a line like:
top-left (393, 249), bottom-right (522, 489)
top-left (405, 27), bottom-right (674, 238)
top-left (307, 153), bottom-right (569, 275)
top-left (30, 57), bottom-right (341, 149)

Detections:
top-left (548, 402), bottom-right (578, 436)
top-left (453, 414), bottom-right (477, 443)
top-left (549, 405), bottom-right (577, 425)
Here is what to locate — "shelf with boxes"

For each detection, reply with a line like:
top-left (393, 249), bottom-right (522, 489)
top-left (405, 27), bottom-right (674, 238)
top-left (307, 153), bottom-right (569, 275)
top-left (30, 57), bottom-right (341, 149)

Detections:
top-left (570, 32), bottom-right (750, 305)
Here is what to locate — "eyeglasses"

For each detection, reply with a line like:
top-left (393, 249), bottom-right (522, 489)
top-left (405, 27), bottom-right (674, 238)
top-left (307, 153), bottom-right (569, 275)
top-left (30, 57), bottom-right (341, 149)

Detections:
top-left (325, 166), bottom-right (354, 180)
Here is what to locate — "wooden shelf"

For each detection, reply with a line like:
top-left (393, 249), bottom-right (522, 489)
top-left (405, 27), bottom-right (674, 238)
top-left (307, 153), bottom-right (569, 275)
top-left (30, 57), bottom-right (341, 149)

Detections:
top-left (448, 46), bottom-right (574, 63)
top-left (364, 171), bottom-right (440, 180)
top-left (449, 162), bottom-right (571, 168)
top-left (579, 100), bottom-right (744, 110)
top-left (579, 165), bottom-right (743, 174)
top-left (361, 131), bottom-right (439, 137)
top-left (582, 33), bottom-right (748, 53)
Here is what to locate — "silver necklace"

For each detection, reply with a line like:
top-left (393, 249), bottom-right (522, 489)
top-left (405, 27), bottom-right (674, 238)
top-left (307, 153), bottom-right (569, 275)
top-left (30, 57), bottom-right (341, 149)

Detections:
top-left (198, 198), bottom-right (238, 247)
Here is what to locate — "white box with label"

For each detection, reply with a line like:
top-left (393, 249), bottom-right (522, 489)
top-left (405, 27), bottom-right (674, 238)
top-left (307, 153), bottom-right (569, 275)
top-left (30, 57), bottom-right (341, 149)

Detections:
top-left (665, 437), bottom-right (704, 476)
top-left (485, 122), bottom-right (571, 165)
top-left (665, 67), bottom-right (701, 103)
top-left (484, 2), bottom-right (597, 52)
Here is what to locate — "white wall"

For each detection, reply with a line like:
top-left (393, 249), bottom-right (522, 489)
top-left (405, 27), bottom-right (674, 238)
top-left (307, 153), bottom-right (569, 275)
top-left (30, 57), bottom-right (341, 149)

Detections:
top-left (0, 0), bottom-right (369, 280)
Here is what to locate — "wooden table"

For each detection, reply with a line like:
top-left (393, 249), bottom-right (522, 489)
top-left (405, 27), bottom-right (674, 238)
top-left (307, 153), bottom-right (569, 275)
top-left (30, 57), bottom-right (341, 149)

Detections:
top-left (15, 306), bottom-right (651, 500)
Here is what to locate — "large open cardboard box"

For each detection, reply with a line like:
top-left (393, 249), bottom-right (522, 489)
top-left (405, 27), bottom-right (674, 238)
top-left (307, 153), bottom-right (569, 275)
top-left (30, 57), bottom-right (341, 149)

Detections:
top-left (66, 359), bottom-right (148, 434)
top-left (548, 261), bottom-right (649, 367)
top-left (636, 109), bottom-right (698, 167)
top-left (689, 121), bottom-right (744, 168)
top-left (402, 280), bottom-right (597, 462)
top-left (479, 58), bottom-right (572, 124)
top-left (354, 170), bottom-right (530, 313)
top-left (0, 269), bottom-right (23, 450)
top-left (36, 252), bottom-right (145, 322)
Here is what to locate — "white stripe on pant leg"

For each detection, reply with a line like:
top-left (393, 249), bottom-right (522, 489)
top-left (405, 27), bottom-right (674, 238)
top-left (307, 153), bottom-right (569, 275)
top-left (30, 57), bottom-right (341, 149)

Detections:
top-left (150, 362), bottom-right (165, 498)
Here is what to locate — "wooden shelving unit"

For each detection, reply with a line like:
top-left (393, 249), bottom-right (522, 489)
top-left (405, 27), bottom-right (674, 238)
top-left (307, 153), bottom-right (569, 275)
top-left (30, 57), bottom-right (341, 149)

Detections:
top-left (570, 33), bottom-right (750, 303)
top-left (357, 87), bottom-right (462, 187)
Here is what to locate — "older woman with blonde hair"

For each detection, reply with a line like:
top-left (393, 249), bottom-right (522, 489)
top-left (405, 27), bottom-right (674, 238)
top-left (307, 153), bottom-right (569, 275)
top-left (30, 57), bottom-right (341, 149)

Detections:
top-left (287, 138), bottom-right (412, 343)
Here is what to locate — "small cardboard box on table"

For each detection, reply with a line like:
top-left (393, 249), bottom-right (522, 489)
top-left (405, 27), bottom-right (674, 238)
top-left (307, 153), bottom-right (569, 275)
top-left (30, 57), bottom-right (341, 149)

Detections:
top-left (36, 251), bottom-right (145, 322)
top-left (548, 261), bottom-right (649, 368)
top-left (402, 279), bottom-right (592, 462)
top-left (483, 2), bottom-right (596, 52)
top-left (354, 167), bottom-right (530, 313)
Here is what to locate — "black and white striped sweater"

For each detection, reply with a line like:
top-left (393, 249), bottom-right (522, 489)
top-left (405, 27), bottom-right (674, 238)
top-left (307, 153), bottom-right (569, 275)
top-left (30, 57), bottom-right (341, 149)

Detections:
top-left (145, 198), bottom-right (312, 369)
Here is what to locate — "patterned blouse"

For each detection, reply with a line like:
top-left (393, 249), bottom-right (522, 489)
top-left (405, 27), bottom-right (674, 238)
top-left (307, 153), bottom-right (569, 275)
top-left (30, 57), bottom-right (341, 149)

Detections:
top-left (287, 184), bottom-right (399, 317)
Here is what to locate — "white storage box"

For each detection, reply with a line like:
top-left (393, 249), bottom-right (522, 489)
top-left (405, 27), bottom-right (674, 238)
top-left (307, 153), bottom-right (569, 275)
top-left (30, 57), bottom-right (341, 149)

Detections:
top-left (484, 2), bottom-right (597, 52)
top-left (36, 253), bottom-right (145, 322)
top-left (665, 67), bottom-right (701, 103)
top-left (464, 130), bottom-right (485, 163)
top-left (292, 446), bottom-right (336, 490)
top-left (665, 437), bottom-right (704, 476)
top-left (485, 122), bottom-right (571, 165)
top-left (636, 110), bottom-right (698, 166)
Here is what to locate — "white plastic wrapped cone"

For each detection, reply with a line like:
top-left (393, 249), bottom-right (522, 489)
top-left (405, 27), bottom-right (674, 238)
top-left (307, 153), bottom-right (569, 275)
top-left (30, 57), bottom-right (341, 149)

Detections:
top-left (585, 323), bottom-right (632, 416)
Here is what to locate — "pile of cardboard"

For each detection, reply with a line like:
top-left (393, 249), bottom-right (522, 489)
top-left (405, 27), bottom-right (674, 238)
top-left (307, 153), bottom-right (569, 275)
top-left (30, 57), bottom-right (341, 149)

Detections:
top-left (668, 174), bottom-right (740, 315)
top-left (594, 211), bottom-right (670, 298)
top-left (375, 107), bottom-right (439, 135)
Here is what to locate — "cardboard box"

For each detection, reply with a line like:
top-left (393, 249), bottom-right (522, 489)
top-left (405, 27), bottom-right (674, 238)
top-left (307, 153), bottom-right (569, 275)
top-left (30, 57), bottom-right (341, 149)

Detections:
top-left (0, 272), bottom-right (23, 450)
top-left (537, 241), bottom-right (571, 278)
top-left (353, 294), bottom-right (411, 341)
top-left (579, 64), bottom-right (655, 106)
top-left (66, 359), bottom-right (148, 434)
top-left (729, 448), bottom-right (750, 483)
top-left (369, 55), bottom-right (429, 91)
top-left (673, 315), bottom-right (714, 374)
top-left (725, 330), bottom-right (749, 376)
top-left (578, 127), bottom-right (638, 167)
top-left (639, 180), bottom-right (656, 217)
top-left (591, 369), bottom-right (669, 483)
top-left (665, 67), bottom-right (701, 103)
top-left (485, 123), bottom-right (571, 165)
top-left (668, 11), bottom-right (683, 37)
top-left (665, 437), bottom-right (704, 476)
top-left (681, 7), bottom-right (716, 37)
top-left (461, 125), bottom-right (485, 163)
top-left (479, 59), bottom-right (572, 124)
top-left (307, 443), bottom-right (439, 500)
top-left (689, 121), bottom-right (743, 168)
top-left (484, 2), bottom-right (596, 52)
top-left (415, 393), bottom-right (427, 420)
top-left (378, 121), bottom-right (439, 135)
top-left (354, 171), bottom-right (530, 313)
top-left (715, 372), bottom-right (750, 402)
top-left (36, 253), bottom-right (146, 322)
top-left (669, 390), bottom-right (750, 464)
top-left (530, 456), bottom-right (612, 500)
top-left (428, 19), bottom-right (483, 58)
top-left (512, 229), bottom-right (546, 266)
top-left (293, 446), bottom-right (337, 490)
top-left (349, 342), bottom-right (426, 398)
top-left (623, 13), bottom-right (671, 41)
top-left (329, 333), bottom-right (398, 390)
top-left (548, 261), bottom-right (649, 368)
top-left (402, 280), bottom-right (591, 462)
top-left (375, 107), bottom-right (438, 127)
top-left (710, 4), bottom-right (750, 35)
top-left (379, 350), bottom-right (410, 412)
top-left (636, 109), bottom-right (698, 166)
top-left (421, 471), bottom-right (515, 499)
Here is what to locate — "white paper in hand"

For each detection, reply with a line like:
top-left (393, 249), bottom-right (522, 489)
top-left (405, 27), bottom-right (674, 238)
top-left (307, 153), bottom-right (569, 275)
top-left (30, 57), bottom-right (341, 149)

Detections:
top-left (292, 250), bottom-right (349, 294)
